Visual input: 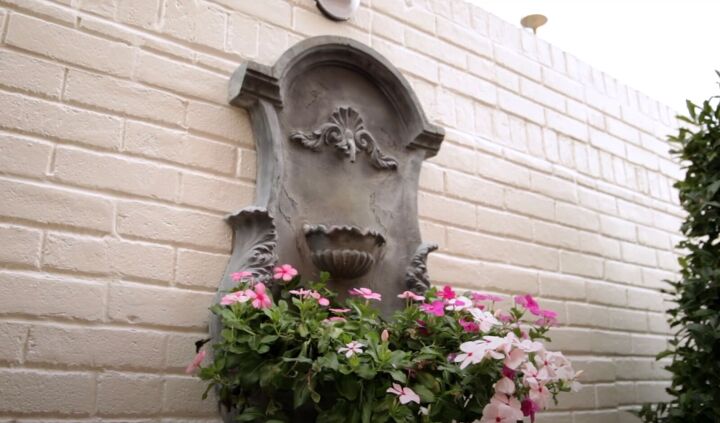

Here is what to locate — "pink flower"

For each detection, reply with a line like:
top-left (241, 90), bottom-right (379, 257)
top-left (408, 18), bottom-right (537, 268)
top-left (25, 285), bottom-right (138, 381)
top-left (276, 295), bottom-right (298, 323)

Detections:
top-left (494, 377), bottom-right (516, 395)
top-left (220, 290), bottom-right (251, 306)
top-left (445, 296), bottom-right (471, 311)
top-left (231, 271), bottom-right (253, 282)
top-left (247, 283), bottom-right (272, 309)
top-left (535, 308), bottom-right (558, 326)
top-left (496, 311), bottom-right (513, 323)
top-left (329, 308), bottom-right (350, 313)
top-left (437, 285), bottom-right (457, 300)
top-left (503, 348), bottom-right (526, 370)
top-left (514, 294), bottom-right (541, 314)
top-left (472, 292), bottom-right (505, 303)
top-left (290, 289), bottom-right (329, 306)
top-left (420, 300), bottom-right (445, 317)
top-left (386, 383), bottom-right (420, 405)
top-left (381, 329), bottom-right (390, 342)
top-left (521, 397), bottom-right (540, 423)
top-left (289, 288), bottom-right (312, 297)
top-left (397, 290), bottom-right (426, 301)
top-left (528, 382), bottom-right (551, 409)
top-left (348, 287), bottom-right (382, 301)
top-left (185, 350), bottom-right (206, 374)
top-left (323, 316), bottom-right (346, 324)
top-left (479, 400), bottom-right (523, 423)
top-left (273, 264), bottom-right (298, 282)
top-left (338, 341), bottom-right (364, 357)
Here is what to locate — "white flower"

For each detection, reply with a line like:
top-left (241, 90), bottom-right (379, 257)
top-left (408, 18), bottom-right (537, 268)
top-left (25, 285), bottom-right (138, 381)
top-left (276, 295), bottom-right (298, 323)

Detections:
top-left (446, 295), bottom-right (472, 311)
top-left (469, 308), bottom-right (500, 332)
top-left (387, 383), bottom-right (421, 404)
top-left (338, 341), bottom-right (364, 358)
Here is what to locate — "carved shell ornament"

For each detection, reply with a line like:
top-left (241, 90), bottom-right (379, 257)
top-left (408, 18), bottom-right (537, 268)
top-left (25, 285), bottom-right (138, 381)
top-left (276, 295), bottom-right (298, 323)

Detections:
top-left (290, 107), bottom-right (399, 170)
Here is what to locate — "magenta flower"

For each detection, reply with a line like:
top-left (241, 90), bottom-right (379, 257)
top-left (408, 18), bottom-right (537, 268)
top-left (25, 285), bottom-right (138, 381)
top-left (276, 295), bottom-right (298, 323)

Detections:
top-left (514, 294), bottom-right (541, 314)
top-left (437, 285), bottom-right (457, 300)
top-left (247, 282), bottom-right (272, 309)
top-left (348, 287), bottom-right (382, 301)
top-left (397, 290), bottom-right (425, 301)
top-left (421, 300), bottom-right (445, 317)
top-left (459, 318), bottom-right (480, 333)
top-left (185, 350), bottom-right (206, 374)
top-left (416, 319), bottom-right (430, 336)
top-left (231, 271), bottom-right (253, 282)
top-left (502, 365), bottom-right (516, 379)
top-left (472, 292), bottom-right (505, 303)
top-left (535, 308), bottom-right (558, 326)
top-left (386, 383), bottom-right (420, 405)
top-left (521, 397), bottom-right (540, 423)
top-left (273, 264), bottom-right (298, 282)
top-left (329, 307), bottom-right (350, 313)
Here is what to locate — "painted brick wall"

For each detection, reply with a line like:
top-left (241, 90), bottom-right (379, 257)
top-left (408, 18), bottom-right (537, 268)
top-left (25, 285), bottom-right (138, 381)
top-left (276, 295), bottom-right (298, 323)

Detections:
top-left (0, 0), bottom-right (682, 421)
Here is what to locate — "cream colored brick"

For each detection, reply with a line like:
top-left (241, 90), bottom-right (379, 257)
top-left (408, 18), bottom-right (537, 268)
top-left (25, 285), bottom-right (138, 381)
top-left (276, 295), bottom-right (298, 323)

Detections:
top-left (627, 287), bottom-right (665, 312)
top-left (0, 322), bottom-right (27, 364)
top-left (445, 170), bottom-right (503, 206)
top-left (548, 385), bottom-right (596, 411)
top-left (6, 14), bottom-right (133, 77)
top-left (163, 376), bottom-right (217, 415)
top-left (0, 50), bottom-right (64, 98)
top-left (0, 272), bottom-right (105, 321)
top-left (439, 65), bottom-right (496, 105)
top-left (566, 301), bottom-right (610, 328)
top-left (467, 54), bottom-right (495, 82)
top-left (0, 224), bottom-right (42, 267)
top-left (571, 358), bottom-right (616, 382)
top-left (605, 260), bottom-right (642, 285)
top-left (542, 68), bottom-right (584, 101)
top-left (407, 28), bottom-right (466, 69)
top-left (546, 109), bottom-right (587, 141)
top-left (494, 65), bottom-right (519, 92)
top-left (418, 192), bottom-right (475, 228)
top-left (257, 23), bottom-right (290, 65)
top-left (186, 101), bottom-right (253, 143)
top-left (609, 308), bottom-right (648, 332)
top-left (617, 199), bottom-right (651, 224)
top-left (607, 116), bottom-right (641, 143)
top-left (42, 233), bottom-right (108, 274)
top-left (116, 201), bottom-right (231, 251)
top-left (124, 120), bottom-right (237, 175)
top-left (497, 88), bottom-right (544, 125)
top-left (64, 70), bottom-right (186, 126)
top-left (26, 325), bottom-right (165, 370)
top-left (371, 12), bottom-right (404, 42)
top-left (494, 45), bottom-right (541, 81)
top-left (477, 154), bottom-right (531, 188)
top-left (540, 273), bottom-right (586, 300)
top-left (621, 241), bottom-right (657, 266)
top-left (647, 312), bottom-right (671, 334)
top-left (578, 187), bottom-right (617, 215)
top-left (437, 17), bottom-right (491, 58)
top-left (428, 142), bottom-right (474, 174)
top-left (166, 332), bottom-right (203, 371)
top-left (373, 0), bottom-right (435, 33)
top-left (556, 203), bottom-right (599, 231)
top-left (162, 0), bottom-right (225, 49)
top-left (293, 7), bottom-right (369, 44)
top-left (0, 178), bottom-right (113, 233)
top-left (530, 172), bottom-right (577, 202)
top-left (477, 207), bottom-right (532, 240)
top-left (641, 267), bottom-right (673, 290)
top-left (77, 0), bottom-right (115, 17)
top-left (108, 238), bottom-right (175, 282)
top-left (560, 250), bottom-right (603, 278)
top-left (0, 133), bottom-right (52, 178)
top-left (175, 248), bottom-right (229, 289)
top-left (591, 330), bottom-right (633, 355)
top-left (181, 173), bottom-right (255, 212)
top-left (0, 91), bottom-right (124, 150)
top-left (419, 164), bottom-right (444, 193)
top-left (372, 38), bottom-right (438, 83)
top-left (419, 220), bottom-right (446, 249)
top-left (578, 232), bottom-right (621, 259)
top-left (53, 147), bottom-right (180, 201)
top-left (600, 215), bottom-right (637, 241)
top-left (653, 211), bottom-right (682, 232)
top-left (636, 381), bottom-right (672, 403)
top-left (0, 369), bottom-right (95, 414)
top-left (117, 0), bottom-right (160, 28)
top-left (505, 189), bottom-right (554, 220)
top-left (427, 253), bottom-right (485, 287)
top-left (217, 0), bottom-right (292, 27)
top-left (632, 334), bottom-right (668, 357)
top-left (97, 372), bottom-right (163, 415)
top-left (135, 51), bottom-right (227, 103)
top-left (520, 77), bottom-right (565, 111)
top-left (108, 282), bottom-right (213, 328)
top-left (587, 281), bottom-right (627, 306)
top-left (482, 262), bottom-right (539, 295)
top-left (574, 410), bottom-right (620, 423)
top-left (627, 144), bottom-right (659, 170)
top-left (227, 12), bottom-right (259, 57)
top-left (238, 148), bottom-right (257, 180)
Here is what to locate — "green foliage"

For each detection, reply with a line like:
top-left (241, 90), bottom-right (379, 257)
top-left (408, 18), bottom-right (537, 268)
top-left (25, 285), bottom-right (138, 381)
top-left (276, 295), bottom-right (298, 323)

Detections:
top-left (639, 75), bottom-right (720, 423)
top-left (196, 273), bottom-right (573, 422)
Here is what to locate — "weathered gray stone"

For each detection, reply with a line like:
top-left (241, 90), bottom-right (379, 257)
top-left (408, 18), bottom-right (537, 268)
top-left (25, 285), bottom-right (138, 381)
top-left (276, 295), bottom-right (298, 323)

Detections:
top-left (219, 36), bottom-right (445, 314)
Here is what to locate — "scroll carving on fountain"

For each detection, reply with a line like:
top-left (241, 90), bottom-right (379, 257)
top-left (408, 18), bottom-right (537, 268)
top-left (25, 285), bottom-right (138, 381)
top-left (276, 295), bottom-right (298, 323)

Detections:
top-left (213, 36), bottom-right (446, 321)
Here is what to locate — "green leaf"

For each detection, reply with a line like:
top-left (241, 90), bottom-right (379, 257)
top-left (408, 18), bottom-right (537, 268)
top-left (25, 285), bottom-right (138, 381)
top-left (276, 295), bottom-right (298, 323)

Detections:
top-left (412, 384), bottom-right (435, 402)
top-left (388, 369), bottom-right (407, 383)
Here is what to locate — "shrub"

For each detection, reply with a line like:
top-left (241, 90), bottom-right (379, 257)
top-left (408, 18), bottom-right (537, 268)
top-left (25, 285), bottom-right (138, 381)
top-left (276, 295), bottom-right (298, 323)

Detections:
top-left (639, 78), bottom-right (720, 422)
top-left (190, 268), bottom-right (580, 422)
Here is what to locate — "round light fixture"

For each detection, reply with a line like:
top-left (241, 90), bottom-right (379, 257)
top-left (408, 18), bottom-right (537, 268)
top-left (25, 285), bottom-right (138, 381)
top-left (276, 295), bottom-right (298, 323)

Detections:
top-left (520, 14), bottom-right (548, 34)
top-left (316, 0), bottom-right (361, 21)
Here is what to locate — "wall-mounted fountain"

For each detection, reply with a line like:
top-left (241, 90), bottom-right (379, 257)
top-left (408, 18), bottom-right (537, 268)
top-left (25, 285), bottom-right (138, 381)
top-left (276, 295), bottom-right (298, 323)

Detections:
top-left (214, 36), bottom-right (445, 316)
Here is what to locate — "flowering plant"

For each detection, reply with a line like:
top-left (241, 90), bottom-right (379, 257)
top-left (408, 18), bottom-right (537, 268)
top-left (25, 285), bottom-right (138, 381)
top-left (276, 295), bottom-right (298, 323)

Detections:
top-left (190, 266), bottom-right (580, 422)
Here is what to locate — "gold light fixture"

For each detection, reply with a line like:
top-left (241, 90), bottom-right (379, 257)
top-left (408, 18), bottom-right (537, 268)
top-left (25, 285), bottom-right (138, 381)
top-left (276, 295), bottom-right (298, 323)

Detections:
top-left (520, 14), bottom-right (548, 34)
